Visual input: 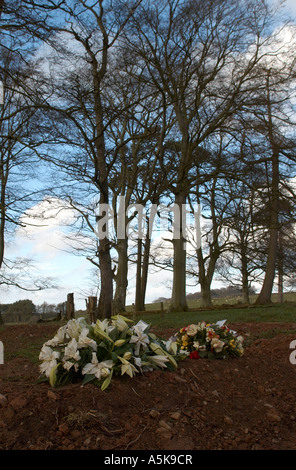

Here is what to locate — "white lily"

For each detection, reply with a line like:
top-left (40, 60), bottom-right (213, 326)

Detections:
top-left (95, 318), bottom-right (109, 332)
top-left (63, 360), bottom-right (79, 372)
top-left (77, 327), bottom-right (97, 351)
top-left (148, 354), bottom-right (169, 369)
top-left (63, 338), bottom-right (81, 361)
top-left (66, 318), bottom-right (86, 340)
top-left (45, 325), bottom-right (67, 347)
top-left (118, 356), bottom-right (138, 378)
top-left (111, 315), bottom-right (129, 332)
top-left (133, 356), bottom-right (142, 368)
top-left (164, 339), bottom-right (178, 355)
top-left (130, 326), bottom-right (150, 356)
top-left (39, 345), bottom-right (60, 377)
top-left (82, 352), bottom-right (113, 380)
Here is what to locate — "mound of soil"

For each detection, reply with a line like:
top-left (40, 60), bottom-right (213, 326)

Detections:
top-left (1, 321), bottom-right (296, 451)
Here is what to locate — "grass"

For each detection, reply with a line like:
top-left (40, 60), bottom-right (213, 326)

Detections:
top-left (6, 341), bottom-right (44, 363)
top-left (1, 301), bottom-right (296, 368)
top-left (127, 301), bottom-right (296, 330)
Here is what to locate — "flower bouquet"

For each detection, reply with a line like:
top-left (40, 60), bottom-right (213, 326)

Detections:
top-left (173, 320), bottom-right (244, 359)
top-left (39, 315), bottom-right (178, 391)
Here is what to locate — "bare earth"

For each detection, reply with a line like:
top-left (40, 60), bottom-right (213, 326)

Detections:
top-left (1, 321), bottom-right (296, 452)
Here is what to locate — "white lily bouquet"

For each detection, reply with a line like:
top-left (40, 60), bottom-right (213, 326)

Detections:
top-left (39, 315), bottom-right (178, 391)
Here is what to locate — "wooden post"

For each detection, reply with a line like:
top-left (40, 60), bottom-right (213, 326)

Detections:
top-left (66, 293), bottom-right (75, 320)
top-left (132, 303), bottom-right (136, 321)
top-left (86, 296), bottom-right (97, 323)
top-left (160, 301), bottom-right (164, 318)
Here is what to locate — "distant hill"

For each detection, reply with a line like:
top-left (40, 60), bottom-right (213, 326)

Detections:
top-left (153, 285), bottom-right (256, 303)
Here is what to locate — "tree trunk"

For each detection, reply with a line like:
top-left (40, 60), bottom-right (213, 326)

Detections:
top-left (135, 238), bottom-right (143, 312)
top-left (113, 238), bottom-right (128, 314)
top-left (92, 36), bottom-right (113, 319)
top-left (170, 192), bottom-right (188, 312)
top-left (97, 236), bottom-right (113, 319)
top-left (241, 241), bottom-right (250, 304)
top-left (140, 231), bottom-right (151, 310)
top-left (256, 72), bottom-right (279, 306)
top-left (135, 208), bottom-right (154, 312)
top-left (196, 247), bottom-right (213, 308)
top-left (255, 227), bottom-right (278, 305)
top-left (277, 229), bottom-right (284, 303)
top-left (200, 280), bottom-right (213, 308)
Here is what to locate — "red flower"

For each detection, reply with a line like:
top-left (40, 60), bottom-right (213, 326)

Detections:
top-left (189, 351), bottom-right (199, 359)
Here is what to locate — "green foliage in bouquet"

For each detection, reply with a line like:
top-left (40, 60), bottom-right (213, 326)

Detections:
top-left (39, 315), bottom-right (178, 391)
top-left (173, 320), bottom-right (244, 359)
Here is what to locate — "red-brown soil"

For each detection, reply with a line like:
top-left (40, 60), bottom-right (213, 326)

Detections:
top-left (1, 321), bottom-right (296, 451)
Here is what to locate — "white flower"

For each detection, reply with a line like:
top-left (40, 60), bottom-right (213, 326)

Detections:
top-left (133, 357), bottom-right (142, 368)
top-left (148, 355), bottom-right (169, 369)
top-left (63, 338), bottom-right (81, 361)
top-left (186, 324), bottom-right (199, 336)
top-left (164, 339), bottom-right (178, 355)
top-left (77, 327), bottom-right (97, 351)
top-left (111, 315), bottom-right (129, 332)
top-left (82, 353), bottom-right (113, 380)
top-left (66, 318), bottom-right (86, 340)
top-left (39, 345), bottom-right (60, 377)
top-left (211, 337), bottom-right (225, 353)
top-left (45, 325), bottom-right (67, 347)
top-left (96, 319), bottom-right (109, 332)
top-left (63, 360), bottom-right (79, 372)
top-left (130, 326), bottom-right (150, 356)
top-left (118, 356), bottom-right (138, 378)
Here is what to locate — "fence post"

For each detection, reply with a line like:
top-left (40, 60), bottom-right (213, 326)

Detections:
top-left (66, 293), bottom-right (75, 320)
top-left (160, 301), bottom-right (164, 318)
top-left (86, 296), bottom-right (97, 323)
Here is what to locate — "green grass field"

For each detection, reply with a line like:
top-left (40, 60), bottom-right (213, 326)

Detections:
top-left (125, 292), bottom-right (296, 329)
top-left (1, 293), bottom-right (296, 331)
top-left (127, 303), bottom-right (295, 330)
top-left (1, 296), bottom-right (296, 364)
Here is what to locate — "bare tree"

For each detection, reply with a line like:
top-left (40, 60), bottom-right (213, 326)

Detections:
top-left (18, 0), bottom-right (144, 318)
top-left (0, 33), bottom-right (56, 292)
top-left (127, 0), bottom-right (284, 311)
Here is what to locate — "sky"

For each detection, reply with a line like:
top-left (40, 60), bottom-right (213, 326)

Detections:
top-left (1, 0), bottom-right (296, 312)
top-left (284, 0), bottom-right (296, 16)
top-left (2, 197), bottom-right (200, 311)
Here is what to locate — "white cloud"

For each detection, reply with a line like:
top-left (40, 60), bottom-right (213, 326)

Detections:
top-left (15, 198), bottom-right (77, 259)
top-left (2, 198), bottom-right (93, 309)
